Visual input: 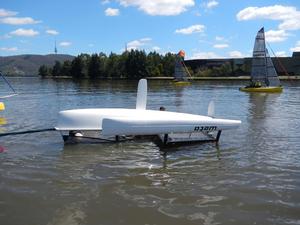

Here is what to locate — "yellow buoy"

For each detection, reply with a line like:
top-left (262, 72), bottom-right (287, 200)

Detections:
top-left (0, 102), bottom-right (5, 111)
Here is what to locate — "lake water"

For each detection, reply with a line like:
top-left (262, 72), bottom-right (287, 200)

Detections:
top-left (1, 77), bottom-right (300, 225)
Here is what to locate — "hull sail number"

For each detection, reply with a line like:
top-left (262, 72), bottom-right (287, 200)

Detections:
top-left (194, 126), bottom-right (217, 132)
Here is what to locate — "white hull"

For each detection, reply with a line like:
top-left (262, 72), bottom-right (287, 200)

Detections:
top-left (55, 79), bottom-right (241, 145)
top-left (55, 108), bottom-right (240, 136)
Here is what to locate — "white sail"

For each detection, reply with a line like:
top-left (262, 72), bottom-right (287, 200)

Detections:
top-left (250, 27), bottom-right (281, 87)
top-left (266, 49), bottom-right (281, 87)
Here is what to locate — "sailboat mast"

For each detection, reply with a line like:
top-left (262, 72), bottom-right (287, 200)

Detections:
top-left (262, 28), bottom-right (269, 86)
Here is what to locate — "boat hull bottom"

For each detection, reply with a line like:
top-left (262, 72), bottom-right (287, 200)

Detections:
top-left (155, 131), bottom-right (222, 149)
top-left (239, 86), bottom-right (283, 93)
top-left (60, 130), bottom-right (222, 149)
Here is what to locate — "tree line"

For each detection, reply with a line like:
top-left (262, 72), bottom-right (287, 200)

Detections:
top-left (39, 50), bottom-right (177, 79)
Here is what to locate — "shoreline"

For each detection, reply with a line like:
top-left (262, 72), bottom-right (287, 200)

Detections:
top-left (146, 76), bottom-right (300, 80)
top-left (6, 75), bottom-right (300, 80)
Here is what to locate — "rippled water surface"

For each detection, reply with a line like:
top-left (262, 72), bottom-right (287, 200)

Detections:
top-left (1, 78), bottom-right (300, 225)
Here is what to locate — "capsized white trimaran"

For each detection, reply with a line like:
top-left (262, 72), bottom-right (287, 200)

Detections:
top-left (55, 79), bottom-right (241, 145)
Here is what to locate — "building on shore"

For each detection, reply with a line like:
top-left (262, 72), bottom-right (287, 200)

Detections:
top-left (184, 52), bottom-right (300, 77)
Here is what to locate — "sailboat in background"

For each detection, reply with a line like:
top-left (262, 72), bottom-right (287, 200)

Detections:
top-left (174, 50), bottom-right (192, 86)
top-left (240, 27), bottom-right (283, 93)
top-left (0, 71), bottom-right (18, 111)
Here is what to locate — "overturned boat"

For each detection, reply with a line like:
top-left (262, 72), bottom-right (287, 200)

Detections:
top-left (56, 79), bottom-right (241, 146)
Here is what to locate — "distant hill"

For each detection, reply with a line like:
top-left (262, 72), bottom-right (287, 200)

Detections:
top-left (0, 54), bottom-right (75, 76)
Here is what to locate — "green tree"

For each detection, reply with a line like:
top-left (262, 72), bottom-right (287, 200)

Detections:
top-left (98, 52), bottom-right (107, 78)
top-left (125, 50), bottom-right (147, 78)
top-left (146, 51), bottom-right (163, 77)
top-left (88, 54), bottom-right (101, 79)
top-left (44, 50), bottom-right (182, 79)
top-left (106, 52), bottom-right (123, 78)
top-left (52, 61), bottom-right (62, 77)
top-left (162, 52), bottom-right (176, 77)
top-left (70, 56), bottom-right (85, 78)
top-left (61, 60), bottom-right (72, 77)
top-left (38, 65), bottom-right (50, 77)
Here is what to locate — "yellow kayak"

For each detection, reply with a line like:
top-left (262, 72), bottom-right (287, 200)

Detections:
top-left (239, 86), bottom-right (283, 93)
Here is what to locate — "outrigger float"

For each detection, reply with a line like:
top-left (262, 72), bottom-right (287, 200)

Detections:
top-left (55, 79), bottom-right (241, 147)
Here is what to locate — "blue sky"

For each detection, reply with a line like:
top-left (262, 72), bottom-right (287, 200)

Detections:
top-left (0, 0), bottom-right (300, 58)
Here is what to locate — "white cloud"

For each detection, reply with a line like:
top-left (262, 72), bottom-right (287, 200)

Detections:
top-left (46, 29), bottom-right (59, 35)
top-left (191, 51), bottom-right (222, 59)
top-left (265, 29), bottom-right (289, 43)
top-left (175, 24), bottom-right (205, 34)
top-left (0, 47), bottom-right (18, 52)
top-left (10, 28), bottom-right (39, 37)
top-left (290, 41), bottom-right (300, 52)
top-left (291, 46), bottom-right (300, 52)
top-left (127, 37), bottom-right (151, 50)
top-left (0, 17), bottom-right (41, 25)
top-left (275, 51), bottom-right (287, 57)
top-left (0, 8), bottom-right (17, 17)
top-left (215, 36), bottom-right (224, 41)
top-left (105, 8), bottom-right (120, 16)
top-left (213, 43), bottom-right (229, 49)
top-left (59, 42), bottom-right (72, 47)
top-left (229, 51), bottom-right (243, 58)
top-left (118, 0), bottom-right (195, 16)
top-left (152, 46), bottom-right (161, 51)
top-left (195, 11), bottom-right (201, 16)
top-left (102, 0), bottom-right (110, 4)
top-left (202, 0), bottom-right (219, 9)
top-left (237, 5), bottom-right (300, 31)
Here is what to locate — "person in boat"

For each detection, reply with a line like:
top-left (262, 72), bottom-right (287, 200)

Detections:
top-left (248, 81), bottom-right (262, 88)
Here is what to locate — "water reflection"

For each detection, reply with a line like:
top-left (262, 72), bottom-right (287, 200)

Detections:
top-left (0, 117), bottom-right (7, 125)
top-left (245, 93), bottom-right (282, 159)
top-left (247, 92), bottom-right (281, 138)
top-left (174, 86), bottom-right (185, 108)
top-left (248, 92), bottom-right (280, 118)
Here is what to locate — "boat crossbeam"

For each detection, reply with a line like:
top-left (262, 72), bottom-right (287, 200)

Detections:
top-left (157, 130), bottom-right (223, 148)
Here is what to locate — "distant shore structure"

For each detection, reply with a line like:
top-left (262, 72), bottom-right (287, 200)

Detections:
top-left (184, 51), bottom-right (300, 77)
